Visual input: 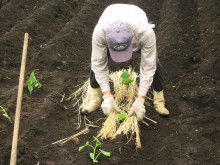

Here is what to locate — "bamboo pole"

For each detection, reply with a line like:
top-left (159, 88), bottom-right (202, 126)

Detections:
top-left (10, 33), bottom-right (29, 165)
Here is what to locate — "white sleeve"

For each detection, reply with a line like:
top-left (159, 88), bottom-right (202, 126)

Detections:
top-left (138, 28), bottom-right (157, 96)
top-left (91, 30), bottom-right (110, 93)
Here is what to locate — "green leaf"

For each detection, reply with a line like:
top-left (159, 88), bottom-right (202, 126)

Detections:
top-left (95, 142), bottom-right (102, 148)
top-left (37, 82), bottom-right (42, 88)
top-left (90, 153), bottom-right (98, 162)
top-left (28, 72), bottom-right (42, 94)
top-left (99, 149), bottom-right (111, 157)
top-left (28, 84), bottom-right (33, 95)
top-left (28, 73), bottom-right (35, 84)
top-left (117, 113), bottom-right (128, 122)
top-left (89, 153), bottom-right (94, 160)
top-left (3, 113), bottom-right (8, 118)
top-left (124, 79), bottom-right (133, 84)
top-left (121, 71), bottom-right (130, 80)
top-left (121, 72), bottom-right (133, 84)
top-left (35, 82), bottom-right (40, 87)
top-left (0, 106), bottom-right (12, 123)
top-left (29, 72), bottom-right (36, 84)
top-left (93, 136), bottom-right (102, 145)
top-left (3, 114), bottom-right (12, 123)
top-left (78, 141), bottom-right (89, 151)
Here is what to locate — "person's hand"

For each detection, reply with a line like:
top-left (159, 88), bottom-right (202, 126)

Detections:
top-left (129, 98), bottom-right (146, 121)
top-left (101, 95), bottom-right (120, 115)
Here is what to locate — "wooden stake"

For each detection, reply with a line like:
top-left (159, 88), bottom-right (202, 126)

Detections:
top-left (10, 33), bottom-right (29, 165)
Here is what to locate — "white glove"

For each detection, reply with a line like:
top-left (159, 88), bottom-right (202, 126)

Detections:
top-left (129, 98), bottom-right (146, 121)
top-left (101, 95), bottom-right (120, 115)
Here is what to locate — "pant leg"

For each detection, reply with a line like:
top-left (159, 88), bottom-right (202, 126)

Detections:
top-left (152, 56), bottom-right (164, 92)
top-left (90, 69), bottom-right (100, 88)
top-left (90, 50), bottom-right (110, 88)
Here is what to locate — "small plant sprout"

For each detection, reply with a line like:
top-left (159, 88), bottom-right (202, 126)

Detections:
top-left (121, 71), bottom-right (133, 84)
top-left (117, 112), bottom-right (128, 123)
top-left (40, 43), bottom-right (46, 48)
top-left (0, 106), bottom-right (12, 123)
top-left (78, 136), bottom-right (111, 164)
top-left (28, 72), bottom-right (42, 95)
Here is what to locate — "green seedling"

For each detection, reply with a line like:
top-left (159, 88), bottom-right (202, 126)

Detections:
top-left (78, 136), bottom-right (111, 164)
top-left (0, 106), bottom-right (12, 123)
top-left (28, 72), bottom-right (42, 95)
top-left (117, 112), bottom-right (128, 123)
top-left (121, 71), bottom-right (133, 84)
top-left (40, 43), bottom-right (46, 48)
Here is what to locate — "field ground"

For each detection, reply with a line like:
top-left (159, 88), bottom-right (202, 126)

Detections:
top-left (0, 0), bottom-right (219, 164)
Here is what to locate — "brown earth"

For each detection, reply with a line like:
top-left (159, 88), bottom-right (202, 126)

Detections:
top-left (0, 0), bottom-right (219, 165)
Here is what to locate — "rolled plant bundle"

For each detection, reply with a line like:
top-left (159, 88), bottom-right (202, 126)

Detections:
top-left (110, 68), bottom-right (142, 148)
top-left (100, 67), bottom-right (155, 148)
top-left (97, 68), bottom-right (140, 143)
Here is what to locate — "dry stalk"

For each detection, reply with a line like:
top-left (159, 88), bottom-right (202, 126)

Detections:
top-left (97, 111), bottom-right (118, 139)
top-left (107, 67), bottom-right (155, 148)
top-left (67, 79), bottom-right (89, 107)
top-left (109, 67), bottom-right (138, 105)
top-left (67, 79), bottom-right (90, 129)
top-left (144, 116), bottom-right (157, 124)
top-left (112, 115), bottom-right (141, 148)
top-left (52, 126), bottom-right (89, 145)
top-left (111, 68), bottom-right (141, 148)
top-left (134, 117), bottom-right (141, 148)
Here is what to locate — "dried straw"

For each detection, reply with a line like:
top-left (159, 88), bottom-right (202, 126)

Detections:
top-left (97, 111), bottom-right (118, 139)
top-left (52, 126), bottom-right (89, 145)
top-left (68, 67), bottom-right (156, 148)
top-left (67, 79), bottom-right (90, 129)
top-left (68, 79), bottom-right (90, 109)
top-left (109, 67), bottom-right (138, 105)
top-left (98, 67), bottom-right (143, 148)
top-left (112, 115), bottom-right (142, 148)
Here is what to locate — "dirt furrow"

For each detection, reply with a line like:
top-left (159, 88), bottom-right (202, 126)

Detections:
top-left (0, 0), bottom-right (84, 68)
top-left (28, 0), bottom-right (99, 72)
top-left (0, 0), bottom-right (219, 164)
top-left (0, 0), bottom-right (47, 36)
top-left (156, 0), bottom-right (220, 164)
top-left (196, 0), bottom-right (220, 80)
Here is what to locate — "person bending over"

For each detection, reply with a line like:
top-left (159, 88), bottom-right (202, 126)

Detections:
top-left (82, 4), bottom-right (169, 121)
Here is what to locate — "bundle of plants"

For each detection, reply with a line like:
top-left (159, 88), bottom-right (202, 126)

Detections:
top-left (68, 68), bottom-right (156, 148)
top-left (97, 68), bottom-right (140, 141)
top-left (99, 68), bottom-right (157, 148)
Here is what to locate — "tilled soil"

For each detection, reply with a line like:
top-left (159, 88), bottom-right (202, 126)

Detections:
top-left (0, 0), bottom-right (219, 165)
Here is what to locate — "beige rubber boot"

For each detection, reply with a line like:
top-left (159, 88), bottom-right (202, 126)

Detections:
top-left (82, 87), bottom-right (102, 114)
top-left (153, 90), bottom-right (170, 115)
